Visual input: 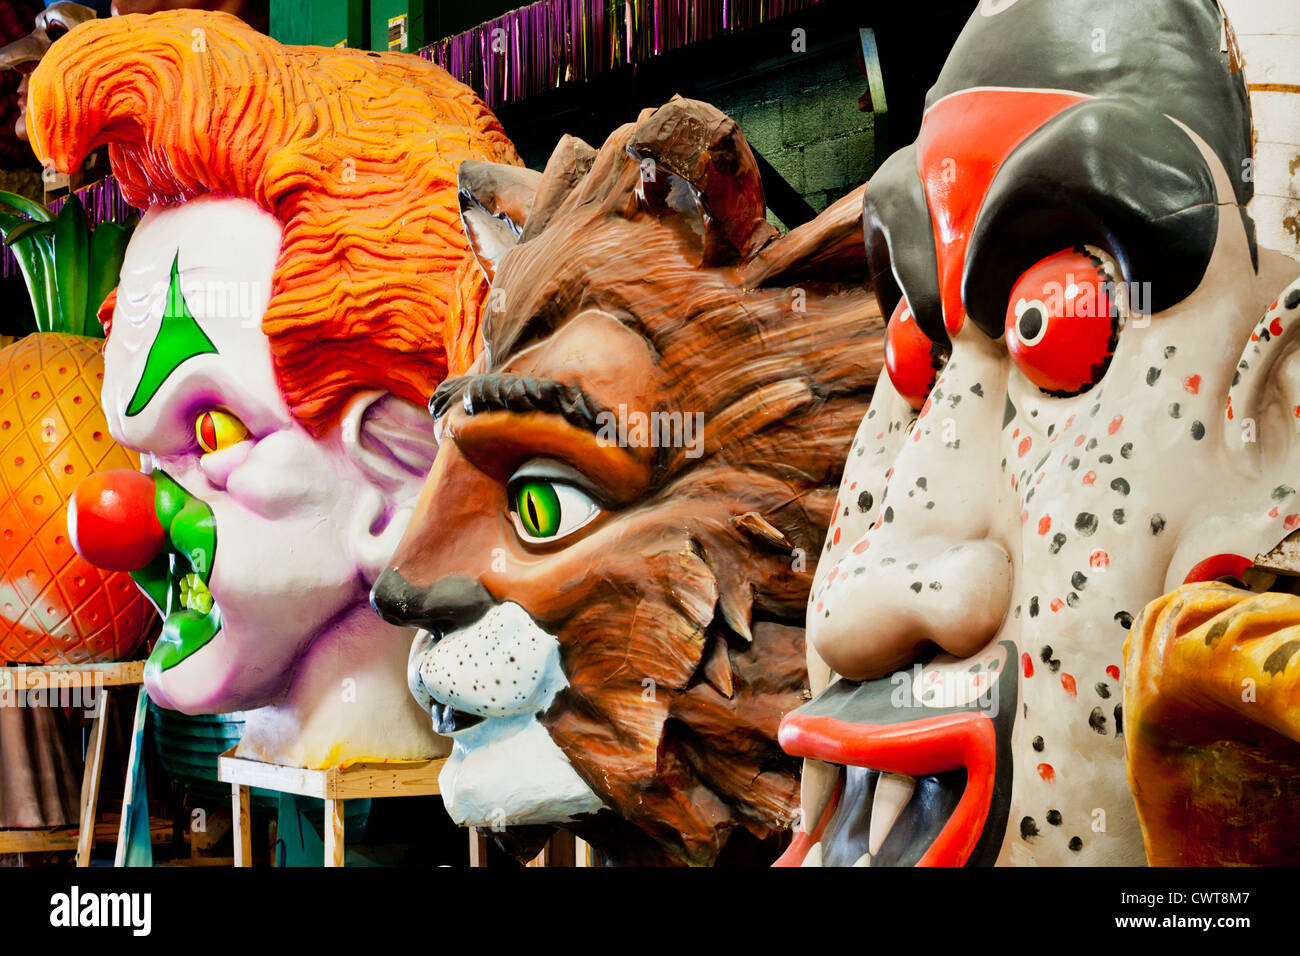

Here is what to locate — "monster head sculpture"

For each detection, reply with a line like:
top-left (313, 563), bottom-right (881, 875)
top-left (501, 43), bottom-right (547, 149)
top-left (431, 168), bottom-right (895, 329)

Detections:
top-left (371, 96), bottom-right (883, 865)
top-left (34, 11), bottom-right (520, 768)
top-left (780, 0), bottom-right (1300, 866)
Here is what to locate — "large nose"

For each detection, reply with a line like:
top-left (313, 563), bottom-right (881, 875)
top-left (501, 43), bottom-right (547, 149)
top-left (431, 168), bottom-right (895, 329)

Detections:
top-left (810, 335), bottom-right (1013, 681)
top-left (67, 469), bottom-right (166, 572)
top-left (370, 570), bottom-right (494, 633)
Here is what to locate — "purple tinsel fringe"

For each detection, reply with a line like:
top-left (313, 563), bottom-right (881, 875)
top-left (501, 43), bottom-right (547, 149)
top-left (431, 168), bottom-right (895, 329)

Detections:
top-left (1, 174), bottom-right (136, 280)
top-left (421, 0), bottom-right (825, 109)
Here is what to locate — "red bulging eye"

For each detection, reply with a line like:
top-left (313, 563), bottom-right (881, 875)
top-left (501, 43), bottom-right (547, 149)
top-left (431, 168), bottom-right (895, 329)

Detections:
top-left (1005, 248), bottom-right (1118, 395)
top-left (885, 298), bottom-right (948, 411)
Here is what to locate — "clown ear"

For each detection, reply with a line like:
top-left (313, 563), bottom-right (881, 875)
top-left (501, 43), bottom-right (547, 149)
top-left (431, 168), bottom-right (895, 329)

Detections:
top-left (339, 390), bottom-right (440, 582)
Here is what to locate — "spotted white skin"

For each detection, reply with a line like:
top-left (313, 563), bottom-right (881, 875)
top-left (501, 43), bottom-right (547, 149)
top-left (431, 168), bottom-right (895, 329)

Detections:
top-left (803, 132), bottom-right (1300, 865)
top-left (104, 196), bottom-right (443, 768)
top-left (408, 602), bottom-right (604, 825)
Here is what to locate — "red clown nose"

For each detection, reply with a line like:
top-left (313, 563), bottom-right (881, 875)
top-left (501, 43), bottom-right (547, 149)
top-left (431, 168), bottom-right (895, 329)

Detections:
top-left (67, 470), bottom-right (166, 572)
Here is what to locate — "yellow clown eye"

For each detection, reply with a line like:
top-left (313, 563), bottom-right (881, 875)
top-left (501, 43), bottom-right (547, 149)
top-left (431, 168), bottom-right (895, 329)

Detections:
top-left (195, 409), bottom-right (250, 455)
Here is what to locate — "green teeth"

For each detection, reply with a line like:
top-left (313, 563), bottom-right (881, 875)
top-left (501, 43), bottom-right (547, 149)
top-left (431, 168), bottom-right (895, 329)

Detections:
top-left (179, 573), bottom-right (213, 614)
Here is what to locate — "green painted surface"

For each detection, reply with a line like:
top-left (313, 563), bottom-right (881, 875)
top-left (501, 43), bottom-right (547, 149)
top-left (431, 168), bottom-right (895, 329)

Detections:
top-left (125, 256), bottom-right (218, 417)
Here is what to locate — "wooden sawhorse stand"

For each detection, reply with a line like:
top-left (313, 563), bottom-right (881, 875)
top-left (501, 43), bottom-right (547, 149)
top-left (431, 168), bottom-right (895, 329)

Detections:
top-left (0, 660), bottom-right (145, 866)
top-left (218, 747), bottom-right (445, 867)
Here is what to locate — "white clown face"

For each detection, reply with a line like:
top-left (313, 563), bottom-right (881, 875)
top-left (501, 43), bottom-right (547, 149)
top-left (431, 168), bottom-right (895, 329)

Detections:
top-left (100, 198), bottom-right (438, 766)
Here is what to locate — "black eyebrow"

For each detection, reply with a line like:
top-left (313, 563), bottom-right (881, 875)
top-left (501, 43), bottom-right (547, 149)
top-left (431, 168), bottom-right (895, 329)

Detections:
top-left (863, 144), bottom-right (946, 343)
top-left (429, 373), bottom-right (606, 434)
top-left (962, 99), bottom-right (1222, 339)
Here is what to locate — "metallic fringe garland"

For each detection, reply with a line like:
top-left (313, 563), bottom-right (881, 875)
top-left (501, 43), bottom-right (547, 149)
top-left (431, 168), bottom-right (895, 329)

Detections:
top-left (421, 0), bottom-right (824, 108)
top-left (1, 174), bottom-right (135, 279)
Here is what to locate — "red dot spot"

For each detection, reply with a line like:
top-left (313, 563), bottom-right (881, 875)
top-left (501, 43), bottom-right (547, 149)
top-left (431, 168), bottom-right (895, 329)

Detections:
top-left (1037, 763), bottom-right (1055, 783)
top-left (1270, 506), bottom-right (1280, 519)
top-left (1074, 434), bottom-right (1086, 446)
top-left (1037, 515), bottom-right (1052, 535)
top-left (852, 538), bottom-right (870, 554)
top-left (1182, 375), bottom-right (1201, 395)
top-left (1271, 317), bottom-right (1284, 337)
top-left (1018, 436), bottom-right (1032, 457)
top-left (1050, 598), bottom-right (1065, 613)
top-left (1089, 549), bottom-right (1109, 569)
top-left (1021, 652), bottom-right (1034, 678)
top-left (1286, 514), bottom-right (1300, 533)
top-left (827, 568), bottom-right (838, 583)
top-left (1106, 665), bottom-right (1120, 681)
top-left (1013, 427), bottom-right (1020, 439)
top-left (1108, 415), bottom-right (1124, 435)
top-left (1061, 673), bottom-right (1077, 696)
top-left (849, 482), bottom-right (857, 491)
top-left (1021, 509), bottom-right (1029, 525)
top-left (816, 601), bottom-right (824, 613)
top-left (1082, 471), bottom-right (1096, 486)
top-left (833, 527), bottom-right (842, 545)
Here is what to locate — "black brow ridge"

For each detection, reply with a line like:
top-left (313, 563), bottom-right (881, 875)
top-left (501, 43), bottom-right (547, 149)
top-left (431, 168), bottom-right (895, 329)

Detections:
top-left (428, 373), bottom-right (606, 433)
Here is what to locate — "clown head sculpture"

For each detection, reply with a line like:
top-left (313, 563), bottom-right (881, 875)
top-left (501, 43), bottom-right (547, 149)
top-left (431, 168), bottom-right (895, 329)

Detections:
top-left (32, 11), bottom-right (520, 768)
top-left (780, 0), bottom-right (1300, 866)
top-left (371, 97), bottom-right (883, 865)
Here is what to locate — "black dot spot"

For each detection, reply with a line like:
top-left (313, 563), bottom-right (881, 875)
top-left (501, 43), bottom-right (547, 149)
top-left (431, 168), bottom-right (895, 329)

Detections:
top-left (1190, 420), bottom-right (1205, 440)
top-left (1112, 508), bottom-right (1126, 524)
top-left (1032, 735), bottom-right (1044, 752)
top-left (1120, 442), bottom-right (1133, 459)
top-left (1169, 402), bottom-right (1181, 419)
top-left (1066, 592), bottom-right (1079, 607)
top-left (1075, 512), bottom-right (1099, 535)
top-left (1020, 817), bottom-right (1040, 840)
top-left (1089, 706), bottom-right (1108, 734)
top-left (910, 581), bottom-right (922, 593)
top-left (916, 477), bottom-right (927, 490)
top-left (1085, 437), bottom-right (1098, 451)
top-left (1095, 682), bottom-right (1111, 699)
top-left (1286, 289), bottom-right (1300, 310)
top-left (1146, 367), bottom-right (1161, 385)
top-left (1115, 610), bottom-right (1133, 629)
top-left (1164, 345), bottom-right (1177, 358)
top-left (1068, 836), bottom-right (1083, 852)
top-left (1030, 597), bottom-right (1040, 618)
top-left (1114, 703), bottom-right (1123, 735)
top-left (1049, 533), bottom-right (1067, 555)
top-left (1071, 571), bottom-right (1088, 590)
top-left (884, 506), bottom-right (894, 523)
top-left (1098, 453), bottom-right (1113, 464)
top-left (1046, 809), bottom-right (1062, 826)
top-left (1109, 477), bottom-right (1129, 495)
top-left (857, 491), bottom-right (873, 512)
top-left (1039, 644), bottom-right (1053, 663)
top-left (1150, 514), bottom-right (1166, 535)
top-left (1018, 306), bottom-right (1044, 341)
top-left (1068, 457), bottom-right (1080, 471)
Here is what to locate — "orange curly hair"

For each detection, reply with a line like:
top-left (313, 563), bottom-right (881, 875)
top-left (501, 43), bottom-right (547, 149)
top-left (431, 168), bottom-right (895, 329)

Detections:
top-left (27, 10), bottom-right (519, 434)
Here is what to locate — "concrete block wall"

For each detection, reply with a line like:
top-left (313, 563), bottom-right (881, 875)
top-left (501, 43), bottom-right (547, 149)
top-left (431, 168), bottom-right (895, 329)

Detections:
top-left (703, 47), bottom-right (876, 229)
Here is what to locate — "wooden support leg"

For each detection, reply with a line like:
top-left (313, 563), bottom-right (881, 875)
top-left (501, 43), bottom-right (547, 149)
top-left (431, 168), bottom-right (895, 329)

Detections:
top-left (469, 827), bottom-right (490, 867)
top-left (541, 831), bottom-right (576, 867)
top-left (75, 687), bottom-right (111, 867)
top-left (232, 784), bottom-right (251, 867)
top-left (323, 798), bottom-right (344, 867)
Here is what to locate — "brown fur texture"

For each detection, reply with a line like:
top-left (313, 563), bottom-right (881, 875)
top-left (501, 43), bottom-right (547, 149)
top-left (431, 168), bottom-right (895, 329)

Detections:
top-left (393, 96), bottom-right (883, 864)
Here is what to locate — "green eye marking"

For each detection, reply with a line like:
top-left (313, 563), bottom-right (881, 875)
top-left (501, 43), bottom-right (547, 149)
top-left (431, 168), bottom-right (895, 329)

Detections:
top-left (125, 255), bottom-right (219, 417)
top-left (517, 480), bottom-right (561, 538)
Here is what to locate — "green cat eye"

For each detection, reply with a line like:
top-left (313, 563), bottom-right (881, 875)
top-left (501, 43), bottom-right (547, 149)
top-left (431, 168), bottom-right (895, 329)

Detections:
top-left (516, 480), bottom-right (561, 538)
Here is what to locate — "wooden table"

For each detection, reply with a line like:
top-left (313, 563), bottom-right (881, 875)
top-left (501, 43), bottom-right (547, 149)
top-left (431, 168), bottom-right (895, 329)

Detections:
top-left (218, 748), bottom-right (446, 867)
top-left (0, 661), bottom-right (145, 866)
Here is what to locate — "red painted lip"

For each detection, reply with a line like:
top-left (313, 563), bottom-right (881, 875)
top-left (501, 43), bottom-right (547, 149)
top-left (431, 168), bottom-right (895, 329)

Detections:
top-left (1183, 552), bottom-right (1252, 585)
top-left (777, 709), bottom-right (997, 866)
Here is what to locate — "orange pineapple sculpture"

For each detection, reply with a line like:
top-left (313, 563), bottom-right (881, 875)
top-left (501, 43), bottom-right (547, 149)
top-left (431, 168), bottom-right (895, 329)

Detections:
top-left (0, 191), bottom-right (156, 664)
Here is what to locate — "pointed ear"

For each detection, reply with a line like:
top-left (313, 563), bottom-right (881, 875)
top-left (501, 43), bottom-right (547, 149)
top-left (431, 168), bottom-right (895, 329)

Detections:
top-left (458, 162), bottom-right (543, 282)
top-left (627, 95), bottom-right (778, 266)
top-left (339, 390), bottom-right (440, 581)
top-left (520, 134), bottom-right (596, 242)
top-left (741, 183), bottom-right (869, 288)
